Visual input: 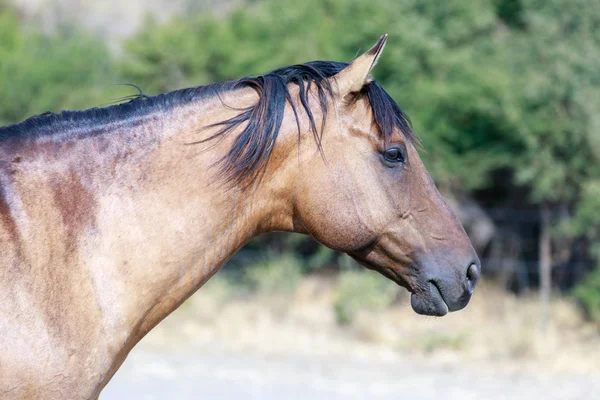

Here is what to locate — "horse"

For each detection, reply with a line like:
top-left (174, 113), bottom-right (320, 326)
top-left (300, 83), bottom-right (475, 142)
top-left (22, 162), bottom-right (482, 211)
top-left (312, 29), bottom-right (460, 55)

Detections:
top-left (0, 35), bottom-right (480, 399)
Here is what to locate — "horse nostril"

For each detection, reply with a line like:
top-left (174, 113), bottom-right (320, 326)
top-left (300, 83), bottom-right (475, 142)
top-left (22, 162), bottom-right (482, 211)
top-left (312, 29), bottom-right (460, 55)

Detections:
top-left (466, 263), bottom-right (480, 292)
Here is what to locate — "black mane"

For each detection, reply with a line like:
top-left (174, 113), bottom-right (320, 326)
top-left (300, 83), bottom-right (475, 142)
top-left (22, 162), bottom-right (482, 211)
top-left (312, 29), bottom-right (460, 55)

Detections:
top-left (0, 61), bottom-right (414, 183)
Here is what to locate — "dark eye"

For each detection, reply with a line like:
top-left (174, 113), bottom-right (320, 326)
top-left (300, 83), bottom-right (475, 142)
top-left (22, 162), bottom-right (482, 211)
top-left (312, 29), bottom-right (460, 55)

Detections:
top-left (383, 147), bottom-right (406, 164)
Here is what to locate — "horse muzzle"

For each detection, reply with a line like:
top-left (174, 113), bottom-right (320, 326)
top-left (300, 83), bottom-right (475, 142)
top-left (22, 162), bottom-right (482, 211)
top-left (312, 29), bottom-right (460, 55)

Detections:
top-left (410, 257), bottom-right (481, 317)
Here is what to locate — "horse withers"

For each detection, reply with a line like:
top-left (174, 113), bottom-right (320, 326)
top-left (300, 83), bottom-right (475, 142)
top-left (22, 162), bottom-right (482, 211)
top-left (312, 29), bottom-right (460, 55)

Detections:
top-left (0, 35), bottom-right (480, 399)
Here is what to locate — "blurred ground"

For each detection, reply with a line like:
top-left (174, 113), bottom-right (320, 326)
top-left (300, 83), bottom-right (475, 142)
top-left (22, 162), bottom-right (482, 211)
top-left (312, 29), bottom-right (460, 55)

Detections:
top-left (10, 0), bottom-right (230, 43)
top-left (102, 276), bottom-right (600, 399)
top-left (104, 345), bottom-right (598, 400)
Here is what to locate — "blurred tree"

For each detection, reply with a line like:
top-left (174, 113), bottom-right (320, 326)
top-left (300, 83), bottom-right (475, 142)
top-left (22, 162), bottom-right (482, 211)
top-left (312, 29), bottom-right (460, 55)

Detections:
top-left (512, 0), bottom-right (600, 204)
top-left (572, 181), bottom-right (600, 322)
top-left (0, 6), bottom-right (117, 126)
top-left (507, 0), bottom-right (600, 321)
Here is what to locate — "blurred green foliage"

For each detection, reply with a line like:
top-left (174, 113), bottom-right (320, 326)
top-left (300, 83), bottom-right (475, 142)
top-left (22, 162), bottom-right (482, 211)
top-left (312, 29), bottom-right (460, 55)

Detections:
top-left (573, 268), bottom-right (600, 323)
top-left (1, 0), bottom-right (600, 320)
top-left (572, 181), bottom-right (600, 322)
top-left (0, 7), bottom-right (115, 126)
top-left (334, 269), bottom-right (397, 325)
top-left (243, 254), bottom-right (303, 294)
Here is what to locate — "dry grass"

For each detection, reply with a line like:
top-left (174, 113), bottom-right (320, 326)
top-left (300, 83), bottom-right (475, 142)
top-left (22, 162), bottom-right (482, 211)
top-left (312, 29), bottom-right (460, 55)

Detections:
top-left (352, 282), bottom-right (600, 373)
top-left (142, 275), bottom-right (600, 374)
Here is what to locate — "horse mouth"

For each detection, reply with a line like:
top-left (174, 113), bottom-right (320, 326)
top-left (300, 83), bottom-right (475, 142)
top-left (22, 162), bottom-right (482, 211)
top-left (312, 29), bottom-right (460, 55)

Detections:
top-left (410, 280), bottom-right (449, 317)
top-left (349, 254), bottom-right (450, 316)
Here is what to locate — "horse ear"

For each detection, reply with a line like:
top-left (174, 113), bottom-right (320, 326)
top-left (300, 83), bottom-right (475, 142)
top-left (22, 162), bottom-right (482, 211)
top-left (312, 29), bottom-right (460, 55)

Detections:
top-left (332, 34), bottom-right (388, 98)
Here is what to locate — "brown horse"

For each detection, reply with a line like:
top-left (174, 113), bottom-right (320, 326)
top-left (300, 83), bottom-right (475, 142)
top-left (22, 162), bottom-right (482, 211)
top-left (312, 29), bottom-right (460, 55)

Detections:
top-left (0, 35), bottom-right (480, 399)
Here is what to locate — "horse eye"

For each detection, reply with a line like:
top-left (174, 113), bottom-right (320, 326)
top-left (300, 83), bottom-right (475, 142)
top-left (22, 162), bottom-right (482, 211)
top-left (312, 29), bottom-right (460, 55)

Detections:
top-left (383, 148), bottom-right (405, 164)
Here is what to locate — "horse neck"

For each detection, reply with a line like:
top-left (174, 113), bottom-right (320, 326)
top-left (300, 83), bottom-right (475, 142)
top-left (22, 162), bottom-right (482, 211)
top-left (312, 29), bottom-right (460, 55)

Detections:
top-left (63, 88), bottom-right (304, 346)
top-left (0, 82), bottom-right (321, 391)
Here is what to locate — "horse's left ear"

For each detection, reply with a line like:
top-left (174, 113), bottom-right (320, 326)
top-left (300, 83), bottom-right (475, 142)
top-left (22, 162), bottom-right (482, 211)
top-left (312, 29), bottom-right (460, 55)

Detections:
top-left (332, 34), bottom-right (388, 98)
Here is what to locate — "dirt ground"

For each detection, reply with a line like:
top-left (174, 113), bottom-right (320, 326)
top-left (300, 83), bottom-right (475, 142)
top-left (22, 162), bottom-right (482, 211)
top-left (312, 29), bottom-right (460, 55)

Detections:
top-left (103, 345), bottom-right (598, 400)
top-left (101, 277), bottom-right (600, 399)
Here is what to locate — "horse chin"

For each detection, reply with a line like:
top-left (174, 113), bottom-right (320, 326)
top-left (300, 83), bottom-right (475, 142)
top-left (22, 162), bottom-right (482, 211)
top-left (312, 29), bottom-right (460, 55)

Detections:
top-left (410, 282), bottom-right (449, 317)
